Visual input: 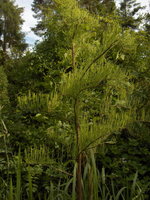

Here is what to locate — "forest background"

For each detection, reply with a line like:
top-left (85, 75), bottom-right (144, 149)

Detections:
top-left (0, 0), bottom-right (150, 199)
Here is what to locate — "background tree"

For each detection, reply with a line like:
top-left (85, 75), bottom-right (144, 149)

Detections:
top-left (32, 0), bottom-right (52, 36)
top-left (0, 0), bottom-right (27, 65)
top-left (145, 11), bottom-right (150, 36)
top-left (119, 0), bottom-right (144, 29)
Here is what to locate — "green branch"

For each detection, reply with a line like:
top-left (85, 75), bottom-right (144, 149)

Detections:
top-left (80, 40), bottom-right (119, 80)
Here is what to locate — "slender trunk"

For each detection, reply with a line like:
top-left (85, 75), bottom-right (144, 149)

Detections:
top-left (72, 30), bottom-right (83, 198)
top-left (74, 99), bottom-right (83, 200)
top-left (72, 42), bottom-right (75, 70)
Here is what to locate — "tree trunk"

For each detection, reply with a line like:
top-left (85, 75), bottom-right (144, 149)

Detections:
top-left (72, 42), bottom-right (76, 70)
top-left (74, 99), bottom-right (83, 200)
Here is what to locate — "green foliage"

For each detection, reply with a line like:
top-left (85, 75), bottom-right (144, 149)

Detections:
top-left (27, 166), bottom-right (33, 200)
top-left (0, 0), bottom-right (150, 199)
top-left (25, 145), bottom-right (53, 165)
top-left (0, 66), bottom-right (9, 108)
top-left (16, 149), bottom-right (21, 200)
top-left (96, 131), bottom-right (150, 199)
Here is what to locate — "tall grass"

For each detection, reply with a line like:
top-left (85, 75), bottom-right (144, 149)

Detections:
top-left (73, 150), bottom-right (145, 200)
top-left (27, 166), bottom-right (33, 200)
top-left (6, 149), bottom-right (145, 200)
top-left (16, 148), bottom-right (21, 200)
top-left (8, 178), bottom-right (13, 200)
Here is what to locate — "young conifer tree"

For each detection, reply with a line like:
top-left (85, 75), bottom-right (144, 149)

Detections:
top-left (19, 0), bottom-right (134, 199)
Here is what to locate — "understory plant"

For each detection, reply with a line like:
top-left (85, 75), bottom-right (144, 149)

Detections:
top-left (5, 149), bottom-right (145, 200)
